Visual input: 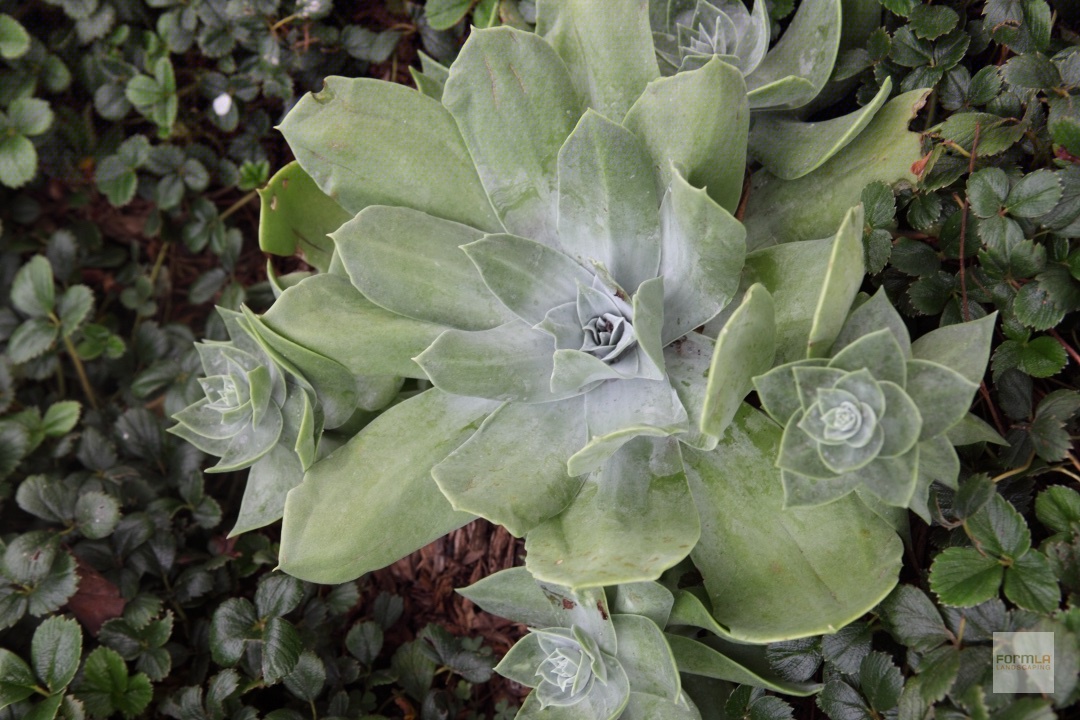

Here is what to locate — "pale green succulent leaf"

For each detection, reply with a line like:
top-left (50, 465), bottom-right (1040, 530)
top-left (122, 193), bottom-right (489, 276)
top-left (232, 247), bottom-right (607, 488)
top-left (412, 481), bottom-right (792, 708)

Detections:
top-left (909, 312), bottom-right (997, 385)
top-left (832, 288), bottom-right (912, 358)
top-left (247, 365), bottom-right (273, 427)
top-left (463, 234), bottom-right (594, 325)
top-left (333, 206), bottom-right (513, 331)
top-left (663, 332), bottom-right (719, 451)
top-left (569, 379), bottom-right (688, 476)
top-left (792, 366), bottom-right (847, 412)
top-left (666, 634), bottom-right (820, 695)
top-left (658, 169), bottom-right (747, 344)
top-left (208, 404), bottom-right (283, 472)
top-left (620, 692), bottom-right (702, 720)
top-left (516, 657), bottom-right (630, 720)
top-left (528, 437), bottom-right (699, 589)
top-left (702, 283), bottom-right (775, 437)
top-left (631, 276), bottom-right (667, 377)
top-left (685, 405), bottom-right (903, 641)
top-left (496, 632), bottom-right (548, 689)
top-left (624, 58), bottom-right (748, 213)
top-left (817, 421), bottom-right (884, 474)
top-left (833, 368), bottom-right (886, 417)
top-left (744, 89), bottom-right (928, 249)
top-left (744, 0), bottom-right (841, 109)
top-left (443, 26), bottom-right (582, 247)
top-left (904, 359), bottom-right (979, 440)
top-left (749, 77), bottom-right (893, 179)
top-left (278, 77), bottom-right (500, 231)
top-left (946, 413), bottom-right (1008, 446)
top-left (410, 51), bottom-right (448, 100)
top-left (416, 322), bottom-right (572, 403)
top-left (550, 349), bottom-right (633, 394)
top-left (432, 397), bottom-right (587, 536)
top-left (260, 275), bottom-right (442, 378)
top-left (537, 0), bottom-right (659, 122)
top-left (278, 389), bottom-right (499, 583)
top-left (855, 448), bottom-right (920, 508)
top-left (242, 307), bottom-right (359, 426)
top-left (780, 467), bottom-right (861, 506)
top-left (745, 75), bottom-right (817, 110)
top-left (877, 381), bottom-right (922, 458)
top-left (557, 110), bottom-right (661, 292)
top-left (808, 205), bottom-right (865, 358)
top-left (172, 397), bottom-right (251, 441)
top-left (608, 582), bottom-right (675, 629)
top-left (459, 568), bottom-right (612, 638)
top-left (611, 615), bottom-right (681, 702)
top-left (917, 434), bottom-right (961, 490)
top-left (666, 589), bottom-right (739, 642)
top-left (828, 328), bottom-right (907, 387)
top-left (231, 441), bottom-right (305, 536)
top-left (257, 161), bottom-right (349, 273)
top-left (752, 359), bottom-right (826, 425)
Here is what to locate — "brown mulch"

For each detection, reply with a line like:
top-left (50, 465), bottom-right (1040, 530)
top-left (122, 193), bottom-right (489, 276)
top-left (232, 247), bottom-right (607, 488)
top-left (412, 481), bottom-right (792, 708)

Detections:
top-left (365, 519), bottom-right (532, 709)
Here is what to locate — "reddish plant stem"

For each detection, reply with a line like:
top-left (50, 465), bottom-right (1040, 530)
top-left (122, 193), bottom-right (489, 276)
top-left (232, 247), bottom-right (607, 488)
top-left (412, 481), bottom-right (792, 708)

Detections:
top-left (1049, 328), bottom-right (1080, 366)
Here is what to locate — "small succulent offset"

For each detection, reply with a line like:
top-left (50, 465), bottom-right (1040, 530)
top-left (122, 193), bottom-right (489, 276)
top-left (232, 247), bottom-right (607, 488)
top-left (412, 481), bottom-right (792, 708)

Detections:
top-left (650, 0), bottom-right (842, 110)
top-left (169, 309), bottom-right (323, 535)
top-left (461, 569), bottom-right (701, 720)
top-left (753, 290), bottom-right (996, 514)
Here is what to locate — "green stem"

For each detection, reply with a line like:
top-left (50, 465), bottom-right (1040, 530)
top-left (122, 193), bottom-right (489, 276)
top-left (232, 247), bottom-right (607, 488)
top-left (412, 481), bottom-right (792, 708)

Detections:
top-left (219, 190), bottom-right (259, 222)
top-left (61, 334), bottom-right (98, 411)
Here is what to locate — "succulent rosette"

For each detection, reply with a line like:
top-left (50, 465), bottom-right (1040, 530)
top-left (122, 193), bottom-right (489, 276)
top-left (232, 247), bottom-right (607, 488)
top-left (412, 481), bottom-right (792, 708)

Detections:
top-left (251, 1), bottom-right (754, 590)
top-left (753, 290), bottom-right (997, 514)
top-left (461, 569), bottom-right (702, 719)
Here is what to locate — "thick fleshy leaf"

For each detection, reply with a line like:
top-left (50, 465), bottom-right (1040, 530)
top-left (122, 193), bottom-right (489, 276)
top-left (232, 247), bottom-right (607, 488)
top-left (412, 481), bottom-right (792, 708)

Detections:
top-left (792, 366), bottom-right (847, 412)
top-left (432, 397), bottom-right (587, 536)
top-left (780, 468), bottom-right (861, 507)
top-left (909, 313), bottom-right (997, 385)
top-left (463, 234), bottom-right (594, 325)
top-left (744, 90), bottom-right (928, 249)
top-left (856, 450), bottom-right (920, 508)
top-left (231, 441), bottom-right (304, 536)
top-left (620, 692), bottom-right (702, 720)
top-left (832, 288), bottom-right (912, 358)
top-left (904, 360), bottom-right (979, 440)
top-left (550, 349), bottom-right (638, 394)
top-left (666, 635), bottom-right (820, 695)
top-left (917, 434), bottom-right (960, 490)
top-left (807, 205), bottom-right (865, 358)
top-left (702, 283), bottom-right (775, 437)
top-left (684, 405), bottom-right (903, 642)
top-left (416, 322), bottom-right (568, 403)
top-left (459, 568), bottom-right (611, 636)
top-left (278, 390), bottom-right (499, 583)
top-left (612, 615), bottom-right (681, 702)
top-left (663, 332), bottom-right (719, 451)
top-left (609, 583), bottom-right (675, 629)
top-left (658, 170), bottom-right (746, 344)
top-left (242, 308), bottom-right (359, 426)
top-left (829, 329), bottom-right (906, 387)
top-left (515, 658), bottom-right (630, 719)
top-left (536, 0), bottom-right (658, 122)
top-left (631, 277), bottom-right (667, 376)
top-left (722, 209), bottom-right (862, 364)
top-left (749, 78), bottom-right (893, 179)
top-left (527, 437), bottom-right (699, 589)
top-left (278, 76), bottom-right (500, 230)
top-left (334, 206), bottom-right (513, 331)
top-left (745, 0), bottom-right (841, 109)
top-left (624, 58), bottom-right (748, 213)
top-left (557, 110), bottom-right (661, 292)
top-left (877, 381), bottom-right (922, 458)
top-left (752, 360), bottom-right (827, 425)
top-left (443, 27), bottom-right (581, 247)
top-left (569, 379), bottom-right (688, 476)
top-left (666, 589), bottom-right (739, 641)
top-left (258, 161), bottom-right (350, 273)
top-left (261, 275), bottom-right (442, 378)
top-left (778, 416), bottom-right (845, 480)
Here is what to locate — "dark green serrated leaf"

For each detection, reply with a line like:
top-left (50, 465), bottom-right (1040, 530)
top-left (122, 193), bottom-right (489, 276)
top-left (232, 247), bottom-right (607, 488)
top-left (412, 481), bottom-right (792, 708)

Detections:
top-left (346, 621), bottom-right (383, 666)
top-left (860, 651), bottom-right (903, 713)
top-left (816, 679), bottom-right (872, 720)
top-left (1014, 283), bottom-right (1066, 331)
top-left (916, 645), bottom-right (960, 703)
top-left (262, 616), bottom-right (302, 682)
top-left (765, 637), bottom-right (821, 682)
top-left (822, 622), bottom-right (872, 675)
top-left (1035, 485), bottom-right (1080, 534)
top-left (254, 574), bottom-right (303, 619)
top-left (908, 5), bottom-right (959, 40)
top-left (32, 616), bottom-right (82, 693)
top-left (966, 494), bottom-right (1030, 559)
top-left (1004, 552), bottom-right (1060, 613)
top-left (929, 547), bottom-right (1003, 607)
top-left (954, 474), bottom-right (996, 520)
top-left (283, 650), bottom-right (325, 702)
top-left (1005, 170), bottom-right (1062, 218)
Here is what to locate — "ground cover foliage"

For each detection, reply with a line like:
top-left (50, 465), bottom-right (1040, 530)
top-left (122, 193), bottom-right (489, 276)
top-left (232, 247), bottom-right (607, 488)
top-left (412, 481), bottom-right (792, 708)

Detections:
top-left (0, 0), bottom-right (1078, 719)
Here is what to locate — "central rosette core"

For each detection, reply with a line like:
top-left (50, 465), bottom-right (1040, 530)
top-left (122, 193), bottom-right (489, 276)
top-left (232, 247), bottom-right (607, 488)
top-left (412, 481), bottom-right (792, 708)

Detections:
top-left (577, 280), bottom-right (638, 365)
